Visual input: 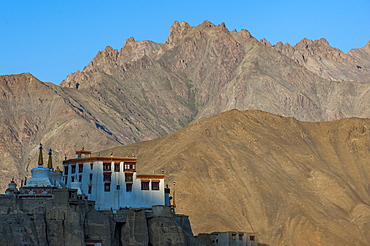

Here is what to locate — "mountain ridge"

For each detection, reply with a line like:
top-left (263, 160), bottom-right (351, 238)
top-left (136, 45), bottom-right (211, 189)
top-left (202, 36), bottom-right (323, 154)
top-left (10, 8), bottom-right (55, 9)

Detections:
top-left (1, 20), bottom-right (369, 190)
top-left (0, 22), bottom-right (369, 245)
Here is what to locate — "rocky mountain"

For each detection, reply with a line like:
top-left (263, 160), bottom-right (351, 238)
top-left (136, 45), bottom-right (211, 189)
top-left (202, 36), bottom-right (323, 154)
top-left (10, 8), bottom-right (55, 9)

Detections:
top-left (0, 73), bottom-right (124, 187)
top-left (271, 38), bottom-right (370, 83)
top-left (0, 21), bottom-right (370, 244)
top-left (1, 20), bottom-right (369, 190)
top-left (100, 109), bottom-right (370, 246)
top-left (61, 20), bottom-right (370, 124)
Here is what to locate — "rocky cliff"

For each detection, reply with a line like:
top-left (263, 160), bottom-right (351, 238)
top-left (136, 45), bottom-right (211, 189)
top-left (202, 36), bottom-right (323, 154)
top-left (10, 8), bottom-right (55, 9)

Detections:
top-left (0, 195), bottom-right (201, 246)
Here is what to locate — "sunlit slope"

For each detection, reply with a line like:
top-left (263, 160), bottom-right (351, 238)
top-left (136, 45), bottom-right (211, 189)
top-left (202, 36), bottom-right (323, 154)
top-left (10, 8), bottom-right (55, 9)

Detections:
top-left (103, 109), bottom-right (370, 246)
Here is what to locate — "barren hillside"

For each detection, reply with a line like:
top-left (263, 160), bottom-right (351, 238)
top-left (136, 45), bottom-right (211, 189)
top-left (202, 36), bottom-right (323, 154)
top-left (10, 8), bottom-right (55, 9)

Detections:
top-left (99, 109), bottom-right (370, 246)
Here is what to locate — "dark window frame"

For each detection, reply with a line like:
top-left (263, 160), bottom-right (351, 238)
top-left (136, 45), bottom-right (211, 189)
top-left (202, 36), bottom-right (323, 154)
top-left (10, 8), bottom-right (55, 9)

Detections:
top-left (126, 183), bottom-right (133, 192)
top-left (71, 165), bottom-right (76, 174)
top-left (64, 165), bottom-right (69, 175)
top-left (125, 173), bottom-right (133, 182)
top-left (78, 164), bottom-right (84, 173)
top-left (152, 181), bottom-right (160, 190)
top-left (114, 163), bottom-right (120, 172)
top-left (141, 181), bottom-right (149, 190)
top-left (103, 172), bottom-right (112, 182)
top-left (103, 162), bottom-right (111, 171)
top-left (104, 182), bottom-right (111, 192)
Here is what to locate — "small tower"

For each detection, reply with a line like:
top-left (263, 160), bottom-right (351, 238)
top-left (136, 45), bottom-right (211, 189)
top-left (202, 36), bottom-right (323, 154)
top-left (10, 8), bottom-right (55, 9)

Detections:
top-left (47, 149), bottom-right (53, 169)
top-left (38, 143), bottom-right (44, 167)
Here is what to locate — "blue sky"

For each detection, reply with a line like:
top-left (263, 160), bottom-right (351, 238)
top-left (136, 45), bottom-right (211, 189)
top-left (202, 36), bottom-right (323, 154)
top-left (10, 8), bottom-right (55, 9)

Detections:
top-left (1, 0), bottom-right (369, 84)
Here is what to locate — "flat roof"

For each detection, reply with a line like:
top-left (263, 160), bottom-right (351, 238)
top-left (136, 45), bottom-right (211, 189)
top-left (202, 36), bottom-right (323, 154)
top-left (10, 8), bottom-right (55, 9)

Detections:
top-left (63, 157), bottom-right (137, 164)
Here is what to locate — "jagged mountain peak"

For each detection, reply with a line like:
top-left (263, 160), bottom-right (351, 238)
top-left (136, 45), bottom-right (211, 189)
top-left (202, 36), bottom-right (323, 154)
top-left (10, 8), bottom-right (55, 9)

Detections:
top-left (296, 37), bottom-right (330, 47)
top-left (119, 37), bottom-right (162, 63)
top-left (60, 20), bottom-right (370, 122)
top-left (273, 36), bottom-right (370, 83)
top-left (166, 20), bottom-right (249, 46)
top-left (165, 20), bottom-right (191, 45)
top-left (259, 38), bottom-right (272, 47)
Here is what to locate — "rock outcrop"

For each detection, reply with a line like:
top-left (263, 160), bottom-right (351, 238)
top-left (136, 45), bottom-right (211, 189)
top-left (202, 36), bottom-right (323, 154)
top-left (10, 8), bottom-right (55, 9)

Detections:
top-left (0, 195), bottom-right (201, 246)
top-left (272, 38), bottom-right (370, 83)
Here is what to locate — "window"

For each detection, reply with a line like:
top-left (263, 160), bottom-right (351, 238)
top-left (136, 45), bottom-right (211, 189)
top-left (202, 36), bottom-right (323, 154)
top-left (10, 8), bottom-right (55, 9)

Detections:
top-left (64, 166), bottom-right (68, 175)
top-left (152, 181), bottom-right (160, 190)
top-left (89, 173), bottom-right (93, 181)
top-left (79, 175), bottom-right (82, 182)
top-left (114, 163), bottom-right (120, 172)
top-left (64, 176), bottom-right (67, 185)
top-left (239, 234), bottom-right (243, 240)
top-left (124, 162), bottom-right (136, 171)
top-left (126, 183), bottom-right (133, 192)
top-left (71, 176), bottom-right (75, 182)
top-left (79, 164), bottom-right (83, 173)
top-left (116, 185), bottom-right (120, 190)
top-left (104, 182), bottom-right (110, 192)
top-left (249, 236), bottom-right (255, 241)
top-left (125, 173), bottom-right (133, 182)
top-left (141, 181), bottom-right (149, 190)
top-left (71, 165), bottom-right (76, 174)
top-left (88, 185), bottom-right (92, 194)
top-left (103, 163), bottom-right (111, 171)
top-left (232, 234), bottom-right (236, 240)
top-left (90, 163), bottom-right (93, 170)
top-left (103, 172), bottom-right (111, 181)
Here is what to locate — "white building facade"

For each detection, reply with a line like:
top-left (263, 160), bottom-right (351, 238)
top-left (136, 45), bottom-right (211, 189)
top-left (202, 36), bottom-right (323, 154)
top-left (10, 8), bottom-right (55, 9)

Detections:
top-left (62, 149), bottom-right (167, 211)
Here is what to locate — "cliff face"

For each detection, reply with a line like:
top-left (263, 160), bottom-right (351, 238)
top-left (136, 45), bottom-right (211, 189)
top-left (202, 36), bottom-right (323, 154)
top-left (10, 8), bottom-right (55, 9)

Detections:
top-left (0, 196), bottom-right (200, 246)
top-left (101, 110), bottom-right (370, 246)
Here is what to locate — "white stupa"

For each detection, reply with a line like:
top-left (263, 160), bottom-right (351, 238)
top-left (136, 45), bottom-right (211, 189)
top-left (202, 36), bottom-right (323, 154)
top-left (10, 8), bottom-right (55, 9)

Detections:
top-left (23, 144), bottom-right (53, 187)
top-left (23, 144), bottom-right (63, 188)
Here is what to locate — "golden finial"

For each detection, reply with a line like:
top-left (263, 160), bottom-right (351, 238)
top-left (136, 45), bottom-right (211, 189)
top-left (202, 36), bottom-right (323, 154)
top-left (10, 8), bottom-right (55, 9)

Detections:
top-left (47, 149), bottom-right (53, 169)
top-left (55, 166), bottom-right (61, 172)
top-left (38, 143), bottom-right (44, 167)
top-left (82, 144), bottom-right (85, 151)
